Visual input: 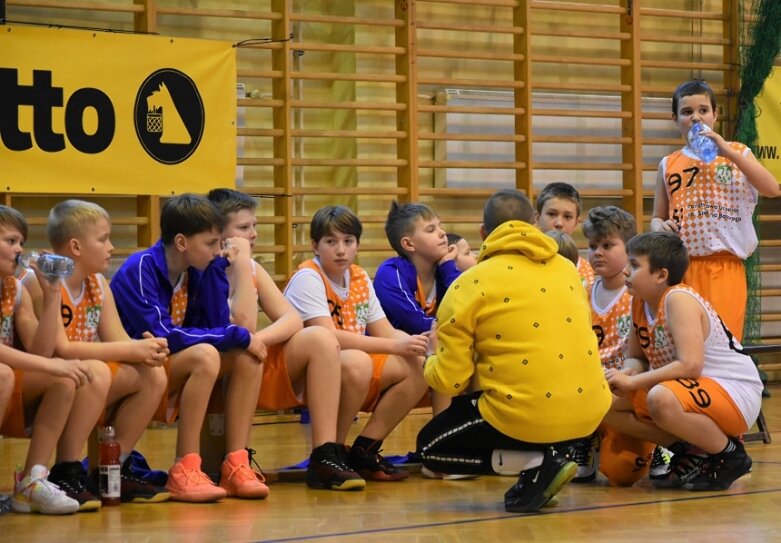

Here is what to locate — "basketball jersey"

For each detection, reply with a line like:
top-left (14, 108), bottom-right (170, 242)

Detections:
top-left (589, 279), bottom-right (632, 370)
top-left (299, 259), bottom-right (372, 334)
top-left (662, 144), bottom-right (758, 258)
top-left (169, 273), bottom-right (188, 327)
top-left (577, 256), bottom-right (595, 289)
top-left (632, 284), bottom-right (762, 424)
top-left (60, 274), bottom-right (104, 342)
top-left (0, 276), bottom-right (21, 347)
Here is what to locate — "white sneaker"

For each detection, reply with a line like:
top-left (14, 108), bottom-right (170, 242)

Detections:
top-left (649, 445), bottom-right (673, 480)
top-left (421, 466), bottom-right (479, 480)
top-left (571, 433), bottom-right (600, 483)
top-left (11, 465), bottom-right (79, 515)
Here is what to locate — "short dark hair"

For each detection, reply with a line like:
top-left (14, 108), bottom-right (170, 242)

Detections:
top-left (483, 189), bottom-right (534, 234)
top-left (446, 232), bottom-right (464, 245)
top-left (672, 80), bottom-right (717, 118)
top-left (207, 188), bottom-right (257, 216)
top-left (0, 205), bottom-right (28, 241)
top-left (626, 232), bottom-right (688, 286)
top-left (535, 182), bottom-right (582, 216)
top-left (160, 194), bottom-right (224, 245)
top-left (310, 205), bottom-right (362, 243)
top-left (384, 201), bottom-right (437, 257)
top-left (582, 206), bottom-right (637, 244)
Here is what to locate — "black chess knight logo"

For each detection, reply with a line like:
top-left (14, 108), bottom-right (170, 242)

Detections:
top-left (134, 69), bottom-right (204, 164)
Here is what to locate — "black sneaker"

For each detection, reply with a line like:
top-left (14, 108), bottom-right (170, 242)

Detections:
top-left (120, 457), bottom-right (171, 503)
top-left (685, 438), bottom-right (752, 491)
top-left (306, 443), bottom-right (366, 491)
top-left (347, 443), bottom-right (410, 482)
top-left (504, 449), bottom-right (576, 513)
top-left (48, 461), bottom-right (102, 512)
top-left (570, 433), bottom-right (599, 483)
top-left (651, 441), bottom-right (706, 488)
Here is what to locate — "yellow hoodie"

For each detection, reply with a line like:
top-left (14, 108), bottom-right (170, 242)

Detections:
top-left (424, 220), bottom-right (611, 443)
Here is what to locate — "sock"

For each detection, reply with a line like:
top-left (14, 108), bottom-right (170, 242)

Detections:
top-left (490, 450), bottom-right (543, 476)
top-left (720, 439), bottom-right (737, 454)
top-left (353, 435), bottom-right (381, 453)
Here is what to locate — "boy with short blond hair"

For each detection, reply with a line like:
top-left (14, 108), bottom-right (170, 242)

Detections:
top-left (110, 194), bottom-right (269, 503)
top-left (284, 205), bottom-right (430, 482)
top-left (42, 199), bottom-right (171, 503)
top-left (0, 204), bottom-right (110, 514)
top-left (535, 182), bottom-right (594, 287)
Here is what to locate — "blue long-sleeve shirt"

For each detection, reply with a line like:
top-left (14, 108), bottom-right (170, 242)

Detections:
top-left (110, 240), bottom-right (251, 354)
top-left (373, 256), bottom-right (461, 335)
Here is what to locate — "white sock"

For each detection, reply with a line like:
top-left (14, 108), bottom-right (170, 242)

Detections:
top-left (491, 450), bottom-right (543, 476)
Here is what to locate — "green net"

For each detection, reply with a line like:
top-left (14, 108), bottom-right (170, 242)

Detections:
top-left (736, 0), bottom-right (781, 345)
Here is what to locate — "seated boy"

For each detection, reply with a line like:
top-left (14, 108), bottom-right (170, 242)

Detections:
top-left (206, 188), bottom-right (365, 491)
top-left (417, 189), bottom-right (611, 513)
top-left (0, 205), bottom-right (110, 514)
top-left (535, 182), bottom-right (594, 287)
top-left (38, 199), bottom-right (170, 503)
top-left (110, 194), bottom-right (269, 502)
top-left (604, 232), bottom-right (762, 491)
top-left (571, 206), bottom-right (655, 486)
top-left (284, 205), bottom-right (430, 482)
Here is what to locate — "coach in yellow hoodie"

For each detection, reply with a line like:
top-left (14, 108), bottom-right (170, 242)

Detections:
top-left (418, 189), bottom-right (611, 514)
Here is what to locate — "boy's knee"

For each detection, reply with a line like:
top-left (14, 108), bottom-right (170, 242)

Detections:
top-left (145, 364), bottom-right (168, 392)
top-left (298, 326), bottom-right (340, 354)
top-left (647, 385), bottom-right (678, 422)
top-left (180, 343), bottom-right (221, 374)
top-left (340, 351), bottom-right (372, 387)
top-left (88, 360), bottom-right (112, 391)
top-left (0, 364), bottom-right (14, 390)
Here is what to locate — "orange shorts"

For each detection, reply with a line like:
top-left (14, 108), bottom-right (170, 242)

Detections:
top-left (632, 376), bottom-right (748, 436)
top-left (257, 345), bottom-right (387, 413)
top-left (0, 369), bottom-right (26, 438)
top-left (684, 253), bottom-right (746, 342)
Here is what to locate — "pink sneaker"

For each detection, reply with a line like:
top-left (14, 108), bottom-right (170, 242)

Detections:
top-left (219, 449), bottom-right (269, 499)
top-left (166, 454), bottom-right (227, 503)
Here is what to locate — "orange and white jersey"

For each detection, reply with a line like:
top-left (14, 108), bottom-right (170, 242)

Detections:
top-left (632, 284), bottom-right (762, 426)
top-left (577, 256), bottom-right (595, 289)
top-left (60, 274), bottom-right (105, 343)
top-left (589, 280), bottom-right (632, 370)
top-left (661, 143), bottom-right (758, 258)
top-left (169, 273), bottom-right (188, 327)
top-left (0, 276), bottom-right (22, 347)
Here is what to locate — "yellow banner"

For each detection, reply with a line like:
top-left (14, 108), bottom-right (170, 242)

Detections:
top-left (0, 25), bottom-right (236, 195)
top-left (755, 67), bottom-right (781, 184)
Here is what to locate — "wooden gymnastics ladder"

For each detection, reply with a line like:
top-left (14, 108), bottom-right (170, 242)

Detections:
top-left (742, 344), bottom-right (776, 444)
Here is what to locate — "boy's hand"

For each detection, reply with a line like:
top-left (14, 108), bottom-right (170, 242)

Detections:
top-left (136, 332), bottom-right (170, 366)
top-left (437, 244), bottom-right (458, 265)
top-left (247, 331), bottom-right (268, 362)
top-left (222, 237), bottom-right (252, 264)
top-left (426, 320), bottom-right (438, 357)
top-left (395, 333), bottom-right (429, 357)
top-left (700, 127), bottom-right (731, 158)
top-left (649, 217), bottom-right (679, 234)
top-left (28, 257), bottom-right (62, 292)
top-left (49, 358), bottom-right (93, 387)
top-left (604, 367), bottom-right (634, 395)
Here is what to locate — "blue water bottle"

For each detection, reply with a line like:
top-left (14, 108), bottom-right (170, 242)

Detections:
top-left (687, 122), bottom-right (718, 163)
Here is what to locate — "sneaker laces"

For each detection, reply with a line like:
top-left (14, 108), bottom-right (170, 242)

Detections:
top-left (668, 449), bottom-right (705, 481)
top-left (177, 465), bottom-right (217, 487)
top-left (246, 448), bottom-right (267, 479)
top-left (571, 440), bottom-right (593, 467)
top-left (369, 449), bottom-right (397, 473)
top-left (225, 460), bottom-right (266, 485)
top-left (318, 446), bottom-right (353, 473)
top-left (650, 447), bottom-right (670, 469)
top-left (19, 475), bottom-right (68, 500)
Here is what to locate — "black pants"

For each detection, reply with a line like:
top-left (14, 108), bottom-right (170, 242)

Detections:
top-left (416, 392), bottom-right (573, 475)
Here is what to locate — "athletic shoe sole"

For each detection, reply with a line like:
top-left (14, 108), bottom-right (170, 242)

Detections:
top-left (505, 460), bottom-right (577, 513)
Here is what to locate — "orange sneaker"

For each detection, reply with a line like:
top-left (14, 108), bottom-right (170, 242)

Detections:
top-left (166, 453), bottom-right (227, 503)
top-left (219, 449), bottom-right (270, 499)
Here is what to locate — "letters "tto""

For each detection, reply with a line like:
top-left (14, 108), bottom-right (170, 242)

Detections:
top-left (0, 69), bottom-right (115, 154)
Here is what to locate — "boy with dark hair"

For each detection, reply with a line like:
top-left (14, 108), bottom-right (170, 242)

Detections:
top-left (651, 79), bottom-right (779, 342)
top-left (418, 189), bottom-right (611, 513)
top-left (207, 188), bottom-right (365, 491)
top-left (110, 194), bottom-right (269, 502)
top-left (0, 204), bottom-right (110, 514)
top-left (535, 182), bottom-right (594, 287)
top-left (445, 233), bottom-right (477, 271)
top-left (41, 199), bottom-right (171, 504)
top-left (284, 205), bottom-right (430, 482)
top-left (605, 231), bottom-right (762, 491)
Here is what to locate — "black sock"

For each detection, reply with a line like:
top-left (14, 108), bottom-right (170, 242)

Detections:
top-left (720, 439), bottom-right (737, 454)
top-left (353, 435), bottom-right (381, 453)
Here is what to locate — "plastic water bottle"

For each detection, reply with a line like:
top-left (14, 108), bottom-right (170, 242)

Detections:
top-left (99, 426), bottom-right (121, 506)
top-left (17, 251), bottom-right (74, 279)
top-left (687, 122), bottom-right (719, 163)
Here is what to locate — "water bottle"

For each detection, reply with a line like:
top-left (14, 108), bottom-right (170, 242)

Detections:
top-left (687, 122), bottom-right (719, 163)
top-left (99, 425), bottom-right (121, 506)
top-left (17, 251), bottom-right (74, 279)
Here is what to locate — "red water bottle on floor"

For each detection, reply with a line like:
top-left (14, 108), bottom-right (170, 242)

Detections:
top-left (99, 425), bottom-right (121, 506)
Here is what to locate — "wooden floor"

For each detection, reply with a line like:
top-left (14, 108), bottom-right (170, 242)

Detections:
top-left (3, 387), bottom-right (781, 542)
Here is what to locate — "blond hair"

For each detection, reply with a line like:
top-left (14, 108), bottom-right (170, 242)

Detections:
top-left (546, 230), bottom-right (579, 266)
top-left (47, 199), bottom-right (110, 249)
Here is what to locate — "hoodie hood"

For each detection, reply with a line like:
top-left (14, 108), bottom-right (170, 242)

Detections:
top-left (477, 220), bottom-right (558, 264)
